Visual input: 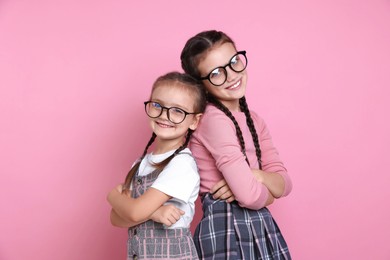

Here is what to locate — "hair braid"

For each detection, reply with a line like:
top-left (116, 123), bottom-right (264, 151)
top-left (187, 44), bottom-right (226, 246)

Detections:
top-left (239, 97), bottom-right (262, 169)
top-left (154, 129), bottom-right (194, 170)
top-left (122, 133), bottom-right (157, 194)
top-left (141, 133), bottom-right (157, 158)
top-left (174, 129), bottom-right (194, 155)
top-left (207, 95), bottom-right (250, 165)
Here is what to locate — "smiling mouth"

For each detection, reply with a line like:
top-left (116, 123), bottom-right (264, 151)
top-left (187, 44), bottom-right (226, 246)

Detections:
top-left (226, 80), bottom-right (241, 90)
top-left (156, 121), bottom-right (173, 128)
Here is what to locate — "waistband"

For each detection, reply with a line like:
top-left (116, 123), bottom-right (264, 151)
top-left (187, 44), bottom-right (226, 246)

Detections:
top-left (128, 227), bottom-right (191, 238)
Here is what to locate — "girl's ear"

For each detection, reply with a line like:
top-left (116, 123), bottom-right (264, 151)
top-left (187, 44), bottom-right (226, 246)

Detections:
top-left (189, 113), bottom-right (203, 131)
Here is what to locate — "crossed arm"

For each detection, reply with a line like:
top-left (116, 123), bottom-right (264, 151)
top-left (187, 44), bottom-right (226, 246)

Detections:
top-left (191, 108), bottom-right (291, 209)
top-left (107, 185), bottom-right (184, 228)
top-left (210, 169), bottom-right (285, 206)
top-left (108, 170), bottom-right (283, 229)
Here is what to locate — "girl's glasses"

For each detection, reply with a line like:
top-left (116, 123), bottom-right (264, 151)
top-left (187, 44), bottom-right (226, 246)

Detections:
top-left (199, 51), bottom-right (247, 87)
top-left (144, 101), bottom-right (197, 124)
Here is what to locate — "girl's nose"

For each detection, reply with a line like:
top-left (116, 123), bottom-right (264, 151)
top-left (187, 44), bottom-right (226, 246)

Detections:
top-left (225, 67), bottom-right (238, 82)
top-left (160, 108), bottom-right (170, 120)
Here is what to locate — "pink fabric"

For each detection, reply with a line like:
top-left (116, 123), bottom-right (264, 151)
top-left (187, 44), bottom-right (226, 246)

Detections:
top-left (189, 105), bottom-right (292, 210)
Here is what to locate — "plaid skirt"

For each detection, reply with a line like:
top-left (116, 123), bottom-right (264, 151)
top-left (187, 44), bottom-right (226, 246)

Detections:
top-left (127, 220), bottom-right (198, 260)
top-left (193, 193), bottom-right (291, 260)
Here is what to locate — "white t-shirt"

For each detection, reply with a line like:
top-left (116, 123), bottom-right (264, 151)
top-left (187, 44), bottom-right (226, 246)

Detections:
top-left (137, 148), bottom-right (200, 229)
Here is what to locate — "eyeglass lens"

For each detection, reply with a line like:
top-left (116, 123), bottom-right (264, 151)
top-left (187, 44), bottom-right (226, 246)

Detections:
top-left (145, 102), bottom-right (187, 124)
top-left (209, 52), bottom-right (247, 86)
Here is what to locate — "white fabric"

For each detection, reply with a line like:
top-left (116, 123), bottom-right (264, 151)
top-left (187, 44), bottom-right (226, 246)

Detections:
top-left (138, 148), bottom-right (200, 229)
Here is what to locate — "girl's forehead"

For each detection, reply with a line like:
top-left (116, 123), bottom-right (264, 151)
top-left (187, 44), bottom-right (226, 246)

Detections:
top-left (198, 42), bottom-right (237, 70)
top-left (151, 84), bottom-right (195, 109)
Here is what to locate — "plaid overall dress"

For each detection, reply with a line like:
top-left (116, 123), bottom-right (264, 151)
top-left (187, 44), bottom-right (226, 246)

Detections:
top-left (194, 193), bottom-right (291, 260)
top-left (127, 167), bottom-right (199, 259)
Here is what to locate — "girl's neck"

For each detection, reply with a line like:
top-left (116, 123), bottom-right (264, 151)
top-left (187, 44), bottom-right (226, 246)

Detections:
top-left (220, 99), bottom-right (241, 112)
top-left (153, 138), bottom-right (184, 155)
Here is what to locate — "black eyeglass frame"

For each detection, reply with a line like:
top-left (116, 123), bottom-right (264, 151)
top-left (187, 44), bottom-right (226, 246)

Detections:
top-left (199, 50), bottom-right (248, 87)
top-left (144, 101), bottom-right (198, 124)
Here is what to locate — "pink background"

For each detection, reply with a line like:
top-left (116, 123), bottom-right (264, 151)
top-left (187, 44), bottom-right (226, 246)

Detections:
top-left (1, 0), bottom-right (389, 259)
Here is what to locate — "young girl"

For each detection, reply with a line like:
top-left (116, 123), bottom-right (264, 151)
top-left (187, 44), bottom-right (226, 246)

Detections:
top-left (107, 72), bottom-right (206, 259)
top-left (180, 30), bottom-right (293, 259)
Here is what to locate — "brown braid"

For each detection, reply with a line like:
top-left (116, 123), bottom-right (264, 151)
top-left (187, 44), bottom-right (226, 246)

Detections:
top-left (122, 119), bottom-right (196, 194)
top-left (207, 95), bottom-right (250, 165)
top-left (180, 30), bottom-right (263, 168)
top-left (153, 129), bottom-right (194, 170)
top-left (239, 96), bottom-right (262, 169)
top-left (122, 133), bottom-right (157, 194)
top-left (121, 71), bottom-right (206, 194)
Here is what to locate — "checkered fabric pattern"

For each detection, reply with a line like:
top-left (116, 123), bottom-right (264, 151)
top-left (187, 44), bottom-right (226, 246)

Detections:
top-left (127, 167), bottom-right (198, 259)
top-left (193, 193), bottom-right (291, 260)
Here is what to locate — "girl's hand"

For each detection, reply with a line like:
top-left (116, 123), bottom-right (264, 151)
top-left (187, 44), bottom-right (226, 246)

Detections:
top-left (107, 184), bottom-right (127, 205)
top-left (115, 184), bottom-right (123, 193)
top-left (265, 192), bottom-right (275, 206)
top-left (150, 205), bottom-right (184, 227)
top-left (210, 179), bottom-right (236, 202)
top-left (115, 184), bottom-right (132, 197)
top-left (251, 169), bottom-right (285, 198)
top-left (107, 185), bottom-right (122, 202)
top-left (251, 168), bottom-right (265, 183)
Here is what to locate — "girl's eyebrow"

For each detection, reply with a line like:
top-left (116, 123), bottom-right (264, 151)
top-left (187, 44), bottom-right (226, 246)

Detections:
top-left (150, 99), bottom-right (192, 111)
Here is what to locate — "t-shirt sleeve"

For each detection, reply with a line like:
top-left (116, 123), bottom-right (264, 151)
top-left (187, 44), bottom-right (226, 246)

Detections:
top-left (151, 154), bottom-right (200, 203)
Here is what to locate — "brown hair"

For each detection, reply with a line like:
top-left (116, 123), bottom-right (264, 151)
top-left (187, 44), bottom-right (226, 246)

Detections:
top-left (180, 30), bottom-right (262, 168)
top-left (122, 72), bottom-right (206, 194)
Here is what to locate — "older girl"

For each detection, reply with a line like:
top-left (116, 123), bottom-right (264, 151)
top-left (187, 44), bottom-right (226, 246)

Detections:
top-left (181, 30), bottom-right (293, 259)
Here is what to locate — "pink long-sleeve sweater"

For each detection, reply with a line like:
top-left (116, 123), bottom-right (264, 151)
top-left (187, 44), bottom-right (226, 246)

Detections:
top-left (189, 104), bottom-right (292, 210)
